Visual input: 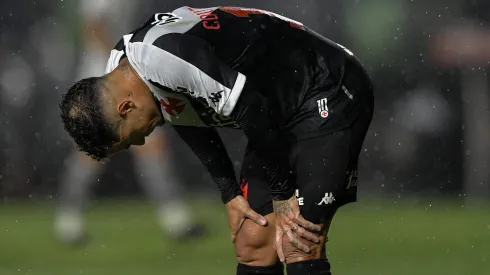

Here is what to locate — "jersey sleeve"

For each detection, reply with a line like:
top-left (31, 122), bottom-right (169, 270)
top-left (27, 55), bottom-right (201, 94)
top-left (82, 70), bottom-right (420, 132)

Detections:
top-left (126, 33), bottom-right (246, 116)
top-left (172, 125), bottom-right (241, 204)
top-left (105, 34), bottom-right (133, 74)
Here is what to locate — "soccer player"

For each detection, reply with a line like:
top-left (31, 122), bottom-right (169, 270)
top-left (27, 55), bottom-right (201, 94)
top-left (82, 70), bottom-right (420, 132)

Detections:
top-left (60, 6), bottom-right (374, 275)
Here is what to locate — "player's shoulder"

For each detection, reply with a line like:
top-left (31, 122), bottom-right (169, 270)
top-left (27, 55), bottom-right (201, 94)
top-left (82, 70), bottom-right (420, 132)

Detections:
top-left (105, 34), bottom-right (132, 73)
top-left (106, 6), bottom-right (221, 73)
top-left (126, 6), bottom-right (221, 44)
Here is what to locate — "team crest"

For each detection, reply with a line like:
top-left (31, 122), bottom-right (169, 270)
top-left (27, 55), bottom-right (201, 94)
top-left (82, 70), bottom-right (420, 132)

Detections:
top-left (317, 98), bottom-right (329, 118)
top-left (159, 97), bottom-right (186, 117)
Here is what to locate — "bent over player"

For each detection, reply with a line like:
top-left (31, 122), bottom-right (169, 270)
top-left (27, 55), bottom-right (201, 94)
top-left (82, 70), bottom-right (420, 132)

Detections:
top-left (60, 6), bottom-right (374, 275)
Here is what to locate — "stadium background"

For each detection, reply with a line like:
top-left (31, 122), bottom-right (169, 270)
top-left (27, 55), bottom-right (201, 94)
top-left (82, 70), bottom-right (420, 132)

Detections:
top-left (0, 0), bottom-right (489, 274)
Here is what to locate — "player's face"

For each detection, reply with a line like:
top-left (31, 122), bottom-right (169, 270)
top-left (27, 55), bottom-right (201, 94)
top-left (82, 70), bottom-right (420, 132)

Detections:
top-left (107, 93), bottom-right (163, 156)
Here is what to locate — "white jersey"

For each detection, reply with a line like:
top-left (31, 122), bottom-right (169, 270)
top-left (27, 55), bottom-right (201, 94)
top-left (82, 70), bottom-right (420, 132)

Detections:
top-left (105, 6), bottom-right (248, 127)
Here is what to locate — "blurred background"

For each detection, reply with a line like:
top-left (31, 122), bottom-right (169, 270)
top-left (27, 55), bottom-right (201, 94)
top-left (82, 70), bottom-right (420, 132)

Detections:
top-left (0, 0), bottom-right (489, 274)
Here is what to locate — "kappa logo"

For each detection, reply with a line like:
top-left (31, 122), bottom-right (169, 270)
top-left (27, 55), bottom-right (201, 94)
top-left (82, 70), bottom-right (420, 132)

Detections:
top-left (209, 90), bottom-right (224, 106)
top-left (317, 98), bottom-right (329, 118)
top-left (317, 192), bottom-right (335, 205)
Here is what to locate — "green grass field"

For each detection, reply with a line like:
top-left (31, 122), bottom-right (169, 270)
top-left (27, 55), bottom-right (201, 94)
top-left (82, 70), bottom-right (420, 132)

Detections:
top-left (0, 199), bottom-right (489, 275)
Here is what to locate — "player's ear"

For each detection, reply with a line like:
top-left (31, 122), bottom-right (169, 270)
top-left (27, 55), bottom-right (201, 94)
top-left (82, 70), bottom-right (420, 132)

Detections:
top-left (117, 100), bottom-right (135, 116)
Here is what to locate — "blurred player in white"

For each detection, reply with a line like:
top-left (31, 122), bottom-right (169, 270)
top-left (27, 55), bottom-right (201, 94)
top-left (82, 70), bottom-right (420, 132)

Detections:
top-left (54, 0), bottom-right (204, 244)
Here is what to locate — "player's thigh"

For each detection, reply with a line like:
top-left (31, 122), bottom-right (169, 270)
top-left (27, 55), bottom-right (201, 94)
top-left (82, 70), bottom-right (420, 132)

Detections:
top-left (234, 145), bottom-right (278, 266)
top-left (293, 76), bottom-right (373, 225)
top-left (294, 131), bottom-right (353, 225)
top-left (284, 112), bottom-right (372, 263)
top-left (282, 132), bottom-right (349, 263)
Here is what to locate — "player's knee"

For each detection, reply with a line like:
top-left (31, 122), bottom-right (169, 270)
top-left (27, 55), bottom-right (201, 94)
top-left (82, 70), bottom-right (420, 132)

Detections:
top-left (284, 217), bottom-right (334, 264)
top-left (234, 213), bottom-right (278, 266)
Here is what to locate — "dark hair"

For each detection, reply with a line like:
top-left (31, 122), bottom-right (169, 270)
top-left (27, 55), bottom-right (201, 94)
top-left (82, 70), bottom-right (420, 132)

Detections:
top-left (60, 77), bottom-right (118, 161)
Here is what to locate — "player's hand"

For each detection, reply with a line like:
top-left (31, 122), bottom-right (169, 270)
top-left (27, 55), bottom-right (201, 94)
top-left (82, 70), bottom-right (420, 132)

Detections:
top-left (225, 195), bottom-right (267, 242)
top-left (273, 195), bottom-right (322, 262)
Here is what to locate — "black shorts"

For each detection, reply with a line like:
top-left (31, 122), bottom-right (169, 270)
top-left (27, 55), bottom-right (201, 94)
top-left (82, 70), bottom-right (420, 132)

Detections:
top-left (239, 60), bottom-right (374, 224)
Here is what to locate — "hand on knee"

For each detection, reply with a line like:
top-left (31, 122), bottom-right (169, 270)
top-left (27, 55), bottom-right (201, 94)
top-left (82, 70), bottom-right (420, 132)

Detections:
top-left (282, 221), bottom-right (332, 275)
top-left (282, 233), bottom-right (326, 264)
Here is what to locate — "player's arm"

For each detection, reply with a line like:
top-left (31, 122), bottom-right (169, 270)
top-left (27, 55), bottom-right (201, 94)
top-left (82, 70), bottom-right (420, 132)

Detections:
top-left (172, 125), bottom-right (241, 204)
top-left (231, 92), bottom-right (295, 201)
top-left (173, 124), bottom-right (268, 234)
top-left (137, 33), bottom-right (295, 200)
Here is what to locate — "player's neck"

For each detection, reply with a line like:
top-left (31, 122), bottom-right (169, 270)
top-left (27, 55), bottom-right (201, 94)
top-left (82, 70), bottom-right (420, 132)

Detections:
top-left (116, 58), bottom-right (149, 93)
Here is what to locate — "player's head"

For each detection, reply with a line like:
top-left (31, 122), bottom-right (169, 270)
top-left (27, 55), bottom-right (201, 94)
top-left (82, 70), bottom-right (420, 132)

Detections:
top-left (60, 61), bottom-right (163, 160)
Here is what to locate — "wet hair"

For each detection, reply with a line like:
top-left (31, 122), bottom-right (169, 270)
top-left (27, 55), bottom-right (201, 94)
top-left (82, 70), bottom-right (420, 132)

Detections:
top-left (60, 77), bottom-right (118, 161)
